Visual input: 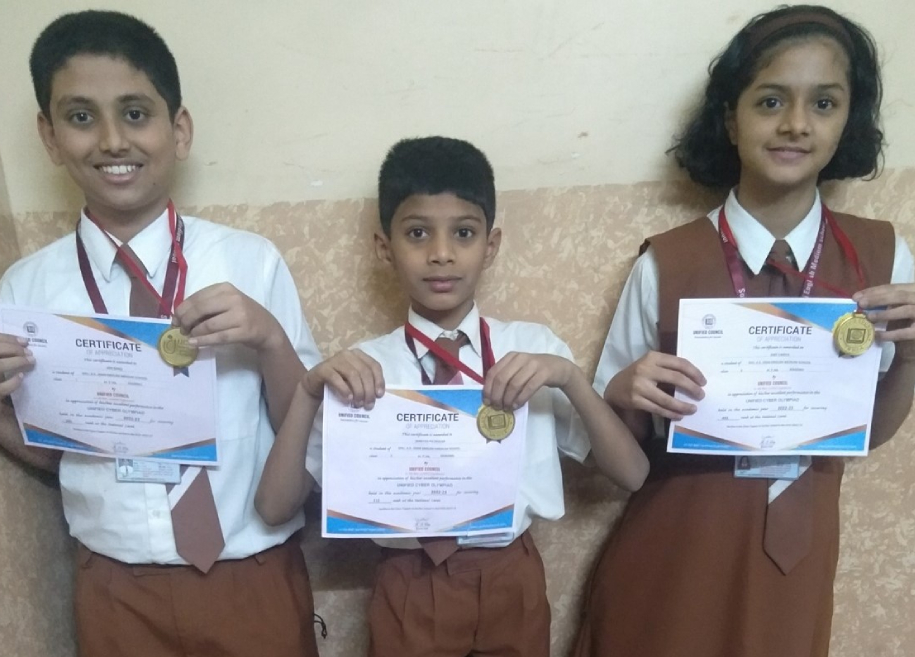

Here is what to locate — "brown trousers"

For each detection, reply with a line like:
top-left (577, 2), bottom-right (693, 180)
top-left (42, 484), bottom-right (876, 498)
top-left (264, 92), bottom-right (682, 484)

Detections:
top-left (368, 532), bottom-right (550, 657)
top-left (75, 536), bottom-right (319, 657)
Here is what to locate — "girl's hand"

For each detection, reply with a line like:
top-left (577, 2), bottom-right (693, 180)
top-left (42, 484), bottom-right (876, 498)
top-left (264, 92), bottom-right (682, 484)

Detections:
top-left (604, 351), bottom-right (706, 421)
top-left (855, 284), bottom-right (915, 344)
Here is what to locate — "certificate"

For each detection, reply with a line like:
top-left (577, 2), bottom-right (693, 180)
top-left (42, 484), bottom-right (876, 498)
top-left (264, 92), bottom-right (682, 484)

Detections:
top-left (668, 298), bottom-right (880, 456)
top-left (1, 306), bottom-right (219, 464)
top-left (322, 386), bottom-right (528, 539)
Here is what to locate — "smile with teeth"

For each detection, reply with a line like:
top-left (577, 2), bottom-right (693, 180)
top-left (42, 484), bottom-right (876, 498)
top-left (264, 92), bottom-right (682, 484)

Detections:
top-left (98, 164), bottom-right (140, 175)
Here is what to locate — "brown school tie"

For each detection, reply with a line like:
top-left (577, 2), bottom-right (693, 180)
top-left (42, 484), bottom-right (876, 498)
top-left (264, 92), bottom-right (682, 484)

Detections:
top-left (117, 244), bottom-right (225, 573)
top-left (419, 333), bottom-right (470, 565)
top-left (761, 239), bottom-right (814, 574)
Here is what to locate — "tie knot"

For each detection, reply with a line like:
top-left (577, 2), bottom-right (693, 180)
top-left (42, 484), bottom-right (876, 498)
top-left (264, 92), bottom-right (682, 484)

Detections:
top-left (435, 332), bottom-right (468, 359)
top-left (116, 243), bottom-right (148, 281)
top-left (768, 239), bottom-right (795, 267)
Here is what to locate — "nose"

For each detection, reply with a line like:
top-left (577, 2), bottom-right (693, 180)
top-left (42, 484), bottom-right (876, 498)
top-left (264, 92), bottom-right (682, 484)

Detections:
top-left (780, 102), bottom-right (811, 137)
top-left (428, 233), bottom-right (456, 265)
top-left (98, 116), bottom-right (129, 155)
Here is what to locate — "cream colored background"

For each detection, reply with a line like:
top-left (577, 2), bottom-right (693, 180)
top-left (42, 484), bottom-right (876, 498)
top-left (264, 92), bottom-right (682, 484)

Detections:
top-left (0, 2), bottom-right (914, 656)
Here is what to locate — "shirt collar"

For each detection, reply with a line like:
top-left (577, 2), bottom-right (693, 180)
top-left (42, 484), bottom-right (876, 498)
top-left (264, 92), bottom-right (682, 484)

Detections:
top-left (77, 207), bottom-right (173, 282)
top-left (714, 189), bottom-right (822, 275)
top-left (406, 303), bottom-right (482, 359)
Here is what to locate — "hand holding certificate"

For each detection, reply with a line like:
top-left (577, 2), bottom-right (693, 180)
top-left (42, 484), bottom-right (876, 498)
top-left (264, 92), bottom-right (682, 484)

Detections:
top-left (322, 385), bottom-right (527, 539)
top-left (669, 298), bottom-right (880, 456)
top-left (1, 305), bottom-right (219, 464)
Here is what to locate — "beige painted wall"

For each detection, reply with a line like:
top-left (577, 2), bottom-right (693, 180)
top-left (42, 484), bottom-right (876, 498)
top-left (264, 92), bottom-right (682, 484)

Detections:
top-left (1, 0), bottom-right (915, 212)
top-left (1, 2), bottom-right (914, 656)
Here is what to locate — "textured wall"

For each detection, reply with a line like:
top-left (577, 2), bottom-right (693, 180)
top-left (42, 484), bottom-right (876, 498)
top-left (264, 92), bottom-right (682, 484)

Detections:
top-left (6, 171), bottom-right (915, 656)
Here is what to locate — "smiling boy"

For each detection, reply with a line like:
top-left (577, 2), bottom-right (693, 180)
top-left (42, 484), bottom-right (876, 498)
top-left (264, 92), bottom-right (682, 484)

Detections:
top-left (0, 11), bottom-right (321, 656)
top-left (255, 136), bottom-right (649, 657)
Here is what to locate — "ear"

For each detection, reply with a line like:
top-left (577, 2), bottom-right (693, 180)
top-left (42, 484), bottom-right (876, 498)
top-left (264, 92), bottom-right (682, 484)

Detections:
top-left (374, 231), bottom-right (393, 265)
top-left (37, 112), bottom-right (63, 166)
top-left (172, 106), bottom-right (194, 161)
top-left (483, 227), bottom-right (502, 270)
top-left (724, 104), bottom-right (737, 145)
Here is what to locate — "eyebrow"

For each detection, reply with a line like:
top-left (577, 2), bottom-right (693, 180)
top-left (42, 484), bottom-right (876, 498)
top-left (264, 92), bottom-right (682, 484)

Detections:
top-left (55, 93), bottom-right (156, 109)
top-left (754, 82), bottom-right (847, 93)
top-left (399, 214), bottom-right (485, 223)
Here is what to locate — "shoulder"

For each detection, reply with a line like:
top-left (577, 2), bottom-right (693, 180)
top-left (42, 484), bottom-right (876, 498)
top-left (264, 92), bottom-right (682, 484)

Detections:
top-left (1, 232), bottom-right (76, 288)
top-left (355, 326), bottom-right (407, 361)
top-left (484, 317), bottom-right (571, 356)
top-left (182, 216), bottom-right (285, 265)
top-left (645, 215), bottom-right (716, 254)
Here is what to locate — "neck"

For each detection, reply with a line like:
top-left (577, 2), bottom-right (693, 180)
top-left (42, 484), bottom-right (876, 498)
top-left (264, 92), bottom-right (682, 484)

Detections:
top-left (734, 182), bottom-right (817, 239)
top-left (411, 299), bottom-right (474, 331)
top-left (85, 199), bottom-right (170, 243)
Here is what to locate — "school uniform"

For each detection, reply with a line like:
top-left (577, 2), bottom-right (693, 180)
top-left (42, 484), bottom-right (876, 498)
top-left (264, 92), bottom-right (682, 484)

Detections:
top-left (0, 208), bottom-right (322, 657)
top-left (574, 190), bottom-right (914, 657)
top-left (307, 303), bottom-right (590, 657)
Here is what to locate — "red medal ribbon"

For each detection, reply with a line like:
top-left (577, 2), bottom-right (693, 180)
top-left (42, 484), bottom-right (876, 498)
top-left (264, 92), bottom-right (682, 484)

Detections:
top-left (404, 317), bottom-right (496, 385)
top-left (76, 201), bottom-right (188, 317)
top-left (717, 205), bottom-right (865, 299)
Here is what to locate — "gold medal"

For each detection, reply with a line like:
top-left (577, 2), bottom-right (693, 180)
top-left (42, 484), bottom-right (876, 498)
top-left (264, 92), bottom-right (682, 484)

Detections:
top-left (832, 311), bottom-right (874, 357)
top-left (476, 404), bottom-right (515, 442)
top-left (157, 327), bottom-right (198, 367)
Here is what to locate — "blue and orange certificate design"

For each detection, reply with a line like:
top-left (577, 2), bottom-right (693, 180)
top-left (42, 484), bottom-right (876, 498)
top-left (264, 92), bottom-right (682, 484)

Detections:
top-left (668, 298), bottom-right (881, 457)
top-left (322, 386), bottom-right (527, 539)
top-left (1, 305), bottom-right (219, 465)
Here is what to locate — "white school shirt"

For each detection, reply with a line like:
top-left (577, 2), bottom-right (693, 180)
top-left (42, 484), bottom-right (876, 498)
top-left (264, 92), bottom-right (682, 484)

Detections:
top-left (305, 303), bottom-right (590, 549)
top-left (593, 189), bottom-right (915, 431)
top-left (0, 208), bottom-right (321, 564)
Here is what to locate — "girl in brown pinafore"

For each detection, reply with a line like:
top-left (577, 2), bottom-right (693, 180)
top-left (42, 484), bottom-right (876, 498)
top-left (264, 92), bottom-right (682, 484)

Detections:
top-left (575, 5), bottom-right (915, 657)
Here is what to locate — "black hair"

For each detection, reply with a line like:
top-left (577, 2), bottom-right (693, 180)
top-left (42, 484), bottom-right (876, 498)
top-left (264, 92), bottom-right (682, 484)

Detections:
top-left (30, 10), bottom-right (182, 120)
top-left (672, 4), bottom-right (883, 188)
top-left (377, 137), bottom-right (496, 236)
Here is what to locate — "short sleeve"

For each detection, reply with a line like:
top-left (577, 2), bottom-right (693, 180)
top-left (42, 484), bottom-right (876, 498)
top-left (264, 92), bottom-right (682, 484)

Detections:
top-left (593, 248), bottom-right (661, 395)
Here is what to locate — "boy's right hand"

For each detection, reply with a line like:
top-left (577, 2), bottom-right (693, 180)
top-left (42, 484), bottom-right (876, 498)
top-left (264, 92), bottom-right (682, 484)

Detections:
top-left (302, 349), bottom-right (385, 409)
top-left (0, 334), bottom-right (35, 398)
top-left (604, 351), bottom-right (705, 421)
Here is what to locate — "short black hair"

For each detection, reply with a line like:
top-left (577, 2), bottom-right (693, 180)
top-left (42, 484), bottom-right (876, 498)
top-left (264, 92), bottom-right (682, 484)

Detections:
top-left (672, 4), bottom-right (882, 189)
top-left (30, 10), bottom-right (182, 120)
top-left (378, 137), bottom-right (496, 236)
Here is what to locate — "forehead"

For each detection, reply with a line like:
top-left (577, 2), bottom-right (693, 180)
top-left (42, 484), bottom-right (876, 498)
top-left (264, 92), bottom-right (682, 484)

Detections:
top-left (751, 36), bottom-right (850, 85)
top-left (50, 54), bottom-right (162, 103)
top-left (392, 193), bottom-right (486, 222)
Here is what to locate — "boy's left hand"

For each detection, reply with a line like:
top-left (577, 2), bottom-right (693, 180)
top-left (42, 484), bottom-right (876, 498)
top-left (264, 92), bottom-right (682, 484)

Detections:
top-left (173, 283), bottom-right (283, 351)
top-left (483, 352), bottom-right (575, 411)
top-left (854, 283), bottom-right (915, 343)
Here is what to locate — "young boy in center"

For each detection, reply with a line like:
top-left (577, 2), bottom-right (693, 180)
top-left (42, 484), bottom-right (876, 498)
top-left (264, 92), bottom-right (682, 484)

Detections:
top-left (0, 11), bottom-right (322, 656)
top-left (256, 136), bottom-right (649, 656)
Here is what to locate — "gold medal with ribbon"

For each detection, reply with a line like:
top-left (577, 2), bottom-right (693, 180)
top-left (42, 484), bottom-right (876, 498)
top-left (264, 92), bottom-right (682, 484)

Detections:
top-left (832, 311), bottom-right (874, 357)
top-left (157, 327), bottom-right (198, 367)
top-left (476, 404), bottom-right (515, 442)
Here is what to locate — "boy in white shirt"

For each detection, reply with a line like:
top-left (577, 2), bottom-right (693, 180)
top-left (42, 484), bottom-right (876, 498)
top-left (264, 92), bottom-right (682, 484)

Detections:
top-left (256, 136), bottom-right (649, 657)
top-left (0, 10), bottom-right (321, 656)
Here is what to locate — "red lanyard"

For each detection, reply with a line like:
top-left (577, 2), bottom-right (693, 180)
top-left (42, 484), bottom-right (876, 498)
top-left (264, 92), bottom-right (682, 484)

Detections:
top-left (717, 205), bottom-right (865, 299)
top-left (404, 317), bottom-right (496, 385)
top-left (75, 202), bottom-right (187, 318)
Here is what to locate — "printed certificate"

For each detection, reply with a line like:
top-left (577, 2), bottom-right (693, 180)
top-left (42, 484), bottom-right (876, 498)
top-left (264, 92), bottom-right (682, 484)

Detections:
top-left (668, 298), bottom-right (880, 456)
top-left (322, 386), bottom-right (527, 539)
top-left (1, 306), bottom-right (219, 464)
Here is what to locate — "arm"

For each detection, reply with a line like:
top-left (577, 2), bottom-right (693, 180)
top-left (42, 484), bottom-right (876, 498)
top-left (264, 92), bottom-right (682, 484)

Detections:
top-left (255, 349), bottom-right (384, 525)
top-left (854, 282), bottom-right (915, 448)
top-left (173, 282), bottom-right (306, 431)
top-left (484, 352), bottom-right (650, 492)
top-left (0, 334), bottom-right (60, 473)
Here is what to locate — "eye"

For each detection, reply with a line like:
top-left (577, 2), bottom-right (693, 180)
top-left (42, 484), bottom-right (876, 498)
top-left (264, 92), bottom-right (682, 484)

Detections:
top-left (456, 227), bottom-right (475, 239)
top-left (68, 111), bottom-right (92, 125)
top-left (815, 98), bottom-right (835, 111)
top-left (125, 108), bottom-right (146, 121)
top-left (406, 227), bottom-right (427, 240)
top-left (760, 97), bottom-right (781, 110)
